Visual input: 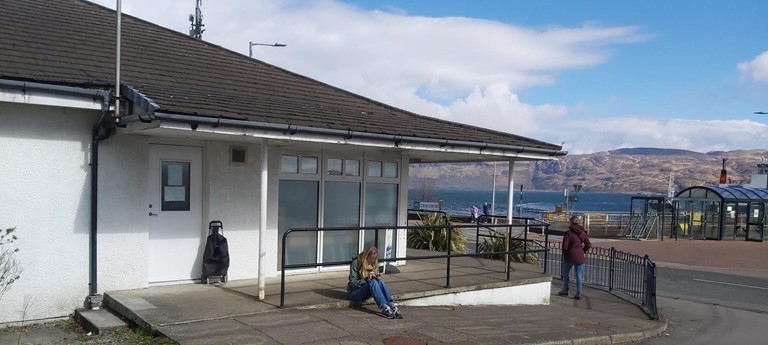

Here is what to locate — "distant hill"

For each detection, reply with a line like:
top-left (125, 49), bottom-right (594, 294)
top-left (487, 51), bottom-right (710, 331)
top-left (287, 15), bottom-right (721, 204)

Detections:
top-left (409, 148), bottom-right (768, 194)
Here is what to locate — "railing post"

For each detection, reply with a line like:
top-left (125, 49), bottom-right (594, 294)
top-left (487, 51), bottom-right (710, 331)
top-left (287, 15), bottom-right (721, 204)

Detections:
top-left (280, 229), bottom-right (289, 307)
top-left (505, 224), bottom-right (511, 280)
top-left (523, 222), bottom-right (528, 263)
top-left (475, 220), bottom-right (480, 253)
top-left (543, 226), bottom-right (549, 274)
top-left (446, 219), bottom-right (452, 288)
top-left (645, 255), bottom-right (658, 320)
top-left (608, 247), bottom-right (615, 291)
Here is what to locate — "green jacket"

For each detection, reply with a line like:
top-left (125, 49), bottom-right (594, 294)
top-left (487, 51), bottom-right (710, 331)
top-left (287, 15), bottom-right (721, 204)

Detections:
top-left (347, 258), bottom-right (367, 292)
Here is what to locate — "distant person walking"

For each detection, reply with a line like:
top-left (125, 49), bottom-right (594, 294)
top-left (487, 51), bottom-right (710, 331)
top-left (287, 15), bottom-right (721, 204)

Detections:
top-left (558, 215), bottom-right (591, 300)
top-left (482, 202), bottom-right (490, 216)
top-left (470, 205), bottom-right (479, 223)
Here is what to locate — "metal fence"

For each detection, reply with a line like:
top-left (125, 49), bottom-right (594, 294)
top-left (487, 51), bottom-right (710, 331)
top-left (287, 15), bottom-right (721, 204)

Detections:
top-left (540, 242), bottom-right (658, 320)
top-left (279, 222), bottom-right (551, 307)
top-left (279, 213), bottom-right (657, 320)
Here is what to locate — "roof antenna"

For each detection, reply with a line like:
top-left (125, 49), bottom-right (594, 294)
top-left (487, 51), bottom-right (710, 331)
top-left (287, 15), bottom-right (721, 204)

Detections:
top-left (189, 0), bottom-right (205, 39)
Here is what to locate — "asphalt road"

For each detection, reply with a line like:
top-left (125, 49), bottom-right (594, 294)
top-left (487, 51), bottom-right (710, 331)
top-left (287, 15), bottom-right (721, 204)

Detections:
top-left (639, 266), bottom-right (768, 344)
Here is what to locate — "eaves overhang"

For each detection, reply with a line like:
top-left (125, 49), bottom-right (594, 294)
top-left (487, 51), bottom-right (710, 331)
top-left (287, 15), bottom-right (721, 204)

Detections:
top-left (0, 79), bottom-right (110, 110)
top-left (123, 111), bottom-right (567, 161)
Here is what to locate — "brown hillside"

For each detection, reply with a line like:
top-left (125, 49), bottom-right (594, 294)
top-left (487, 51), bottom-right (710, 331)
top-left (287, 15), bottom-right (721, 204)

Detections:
top-left (409, 148), bottom-right (768, 194)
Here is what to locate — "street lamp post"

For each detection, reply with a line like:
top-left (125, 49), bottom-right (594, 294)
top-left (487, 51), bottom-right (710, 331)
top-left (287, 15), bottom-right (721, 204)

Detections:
top-left (249, 41), bottom-right (287, 57)
top-left (569, 183), bottom-right (582, 214)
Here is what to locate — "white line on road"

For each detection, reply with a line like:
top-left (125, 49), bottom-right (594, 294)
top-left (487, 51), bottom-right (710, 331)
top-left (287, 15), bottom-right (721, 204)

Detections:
top-left (693, 278), bottom-right (768, 291)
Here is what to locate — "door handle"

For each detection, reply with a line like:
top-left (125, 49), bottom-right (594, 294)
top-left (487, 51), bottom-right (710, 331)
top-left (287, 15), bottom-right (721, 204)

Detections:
top-left (149, 212), bottom-right (159, 216)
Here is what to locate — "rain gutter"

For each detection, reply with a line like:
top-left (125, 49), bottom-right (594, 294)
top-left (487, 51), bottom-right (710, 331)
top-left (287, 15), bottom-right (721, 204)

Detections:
top-left (0, 79), bottom-right (109, 102)
top-left (150, 112), bottom-right (567, 157)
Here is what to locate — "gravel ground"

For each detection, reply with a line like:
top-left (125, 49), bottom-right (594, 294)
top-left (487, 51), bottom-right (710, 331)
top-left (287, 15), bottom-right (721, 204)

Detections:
top-left (0, 318), bottom-right (176, 345)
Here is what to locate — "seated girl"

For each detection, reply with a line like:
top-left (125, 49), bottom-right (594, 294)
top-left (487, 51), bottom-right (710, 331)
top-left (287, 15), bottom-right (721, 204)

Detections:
top-left (347, 246), bottom-right (402, 319)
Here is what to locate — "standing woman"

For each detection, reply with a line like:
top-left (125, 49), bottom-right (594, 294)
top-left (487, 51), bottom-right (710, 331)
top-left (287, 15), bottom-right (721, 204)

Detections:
top-left (347, 246), bottom-right (402, 319)
top-left (558, 215), bottom-right (591, 300)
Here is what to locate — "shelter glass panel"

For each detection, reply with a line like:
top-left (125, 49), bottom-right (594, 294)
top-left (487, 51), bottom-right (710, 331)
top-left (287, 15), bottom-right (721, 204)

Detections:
top-left (724, 202), bottom-right (739, 239)
top-left (364, 183), bottom-right (398, 259)
top-left (278, 180), bottom-right (319, 268)
top-left (368, 161), bottom-right (382, 177)
top-left (746, 202), bottom-right (765, 242)
top-left (688, 188), bottom-right (710, 199)
top-left (322, 181), bottom-right (361, 263)
top-left (327, 158), bottom-right (342, 175)
top-left (703, 201), bottom-right (721, 240)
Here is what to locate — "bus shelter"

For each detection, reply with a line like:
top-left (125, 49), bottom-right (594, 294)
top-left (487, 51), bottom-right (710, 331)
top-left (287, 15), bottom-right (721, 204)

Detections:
top-left (674, 186), bottom-right (768, 241)
top-left (627, 196), bottom-right (674, 240)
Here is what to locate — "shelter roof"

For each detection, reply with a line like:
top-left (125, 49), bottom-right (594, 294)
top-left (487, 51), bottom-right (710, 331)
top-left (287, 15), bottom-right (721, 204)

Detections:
top-left (0, 0), bottom-right (564, 156)
top-left (676, 186), bottom-right (768, 202)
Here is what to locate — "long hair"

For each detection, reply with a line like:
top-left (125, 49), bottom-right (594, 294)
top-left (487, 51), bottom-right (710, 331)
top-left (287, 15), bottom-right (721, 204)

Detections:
top-left (357, 246), bottom-right (378, 277)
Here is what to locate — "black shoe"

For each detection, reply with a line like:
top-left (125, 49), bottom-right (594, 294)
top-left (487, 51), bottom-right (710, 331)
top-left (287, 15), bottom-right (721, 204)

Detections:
top-left (557, 290), bottom-right (568, 296)
top-left (381, 305), bottom-right (396, 319)
top-left (389, 302), bottom-right (403, 319)
top-left (574, 293), bottom-right (582, 300)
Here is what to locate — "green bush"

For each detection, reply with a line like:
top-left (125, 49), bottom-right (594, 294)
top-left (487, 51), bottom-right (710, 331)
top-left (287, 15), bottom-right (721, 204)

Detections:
top-left (407, 212), bottom-right (468, 253)
top-left (477, 230), bottom-right (537, 264)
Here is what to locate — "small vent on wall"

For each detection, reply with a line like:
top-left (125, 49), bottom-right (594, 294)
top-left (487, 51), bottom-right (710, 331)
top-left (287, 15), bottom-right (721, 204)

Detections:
top-left (230, 146), bottom-right (247, 165)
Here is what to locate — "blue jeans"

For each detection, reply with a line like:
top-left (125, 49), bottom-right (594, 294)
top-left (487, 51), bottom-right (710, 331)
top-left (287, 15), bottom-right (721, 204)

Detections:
top-left (561, 262), bottom-right (584, 295)
top-left (348, 278), bottom-right (394, 308)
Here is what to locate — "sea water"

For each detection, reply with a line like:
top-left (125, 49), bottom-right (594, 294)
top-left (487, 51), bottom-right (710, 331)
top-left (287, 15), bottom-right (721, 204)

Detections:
top-left (408, 189), bottom-right (638, 216)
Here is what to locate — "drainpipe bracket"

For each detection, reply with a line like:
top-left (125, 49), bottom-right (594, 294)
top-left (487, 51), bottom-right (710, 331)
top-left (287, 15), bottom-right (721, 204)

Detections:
top-left (85, 294), bottom-right (103, 310)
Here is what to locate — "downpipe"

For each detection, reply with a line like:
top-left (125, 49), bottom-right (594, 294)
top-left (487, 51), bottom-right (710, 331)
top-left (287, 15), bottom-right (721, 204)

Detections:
top-left (85, 94), bottom-right (115, 310)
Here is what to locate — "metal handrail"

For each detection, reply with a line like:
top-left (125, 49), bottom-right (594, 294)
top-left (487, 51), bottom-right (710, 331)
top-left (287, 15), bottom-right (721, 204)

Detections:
top-left (279, 222), bottom-right (551, 307)
top-left (540, 242), bottom-right (658, 320)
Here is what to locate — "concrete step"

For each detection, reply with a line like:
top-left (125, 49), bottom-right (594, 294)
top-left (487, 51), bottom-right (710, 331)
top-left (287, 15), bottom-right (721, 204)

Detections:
top-left (74, 308), bottom-right (128, 335)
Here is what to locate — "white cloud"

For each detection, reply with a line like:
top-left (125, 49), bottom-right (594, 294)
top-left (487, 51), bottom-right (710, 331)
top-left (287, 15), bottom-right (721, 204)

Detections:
top-left (557, 118), bottom-right (768, 155)
top-left (88, 1), bottom-right (766, 154)
top-left (738, 51), bottom-right (768, 82)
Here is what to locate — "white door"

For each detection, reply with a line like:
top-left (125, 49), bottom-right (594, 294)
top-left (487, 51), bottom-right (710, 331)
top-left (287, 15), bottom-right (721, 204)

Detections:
top-left (147, 144), bottom-right (203, 283)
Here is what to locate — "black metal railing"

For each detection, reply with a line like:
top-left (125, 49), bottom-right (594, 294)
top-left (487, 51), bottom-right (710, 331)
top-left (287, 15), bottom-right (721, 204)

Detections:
top-left (540, 242), bottom-right (658, 320)
top-left (279, 221), bottom-right (551, 307)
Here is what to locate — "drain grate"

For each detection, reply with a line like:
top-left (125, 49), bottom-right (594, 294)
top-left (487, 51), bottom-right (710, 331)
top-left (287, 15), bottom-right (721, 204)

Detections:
top-left (382, 336), bottom-right (427, 345)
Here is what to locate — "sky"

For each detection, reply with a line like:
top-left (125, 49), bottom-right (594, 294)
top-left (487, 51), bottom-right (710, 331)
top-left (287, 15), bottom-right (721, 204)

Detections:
top-left (89, 0), bottom-right (768, 154)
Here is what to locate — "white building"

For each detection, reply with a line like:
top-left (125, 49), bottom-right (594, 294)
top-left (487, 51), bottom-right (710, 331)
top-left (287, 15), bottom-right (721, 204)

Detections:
top-left (0, 0), bottom-right (566, 324)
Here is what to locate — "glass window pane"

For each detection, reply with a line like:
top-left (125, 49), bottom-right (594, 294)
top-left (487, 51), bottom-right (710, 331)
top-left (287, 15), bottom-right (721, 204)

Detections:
top-left (364, 183), bottom-right (398, 258)
top-left (323, 181), bottom-right (361, 263)
top-left (327, 158), bottom-right (342, 175)
top-left (301, 156), bottom-right (318, 174)
top-left (278, 180), bottom-right (319, 268)
top-left (368, 161), bottom-right (382, 177)
top-left (281, 155), bottom-right (298, 173)
top-left (383, 162), bottom-right (398, 178)
top-left (345, 159), bottom-right (360, 176)
top-left (161, 161), bottom-right (190, 211)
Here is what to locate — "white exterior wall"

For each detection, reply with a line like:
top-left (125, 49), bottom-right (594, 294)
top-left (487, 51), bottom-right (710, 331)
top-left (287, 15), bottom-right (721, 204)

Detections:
top-left (0, 103), bottom-right (97, 324)
top-left (205, 141), bottom-right (262, 280)
top-left (97, 134), bottom-right (150, 292)
top-left (0, 102), bottom-right (412, 323)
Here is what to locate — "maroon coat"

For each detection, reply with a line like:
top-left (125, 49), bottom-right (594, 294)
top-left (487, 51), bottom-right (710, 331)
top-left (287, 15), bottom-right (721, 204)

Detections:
top-left (562, 224), bottom-right (591, 264)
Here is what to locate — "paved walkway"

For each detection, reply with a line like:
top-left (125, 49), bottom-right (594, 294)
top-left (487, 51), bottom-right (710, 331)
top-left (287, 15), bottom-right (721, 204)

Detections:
top-left (592, 237), bottom-right (768, 272)
top-left (12, 238), bottom-right (767, 344)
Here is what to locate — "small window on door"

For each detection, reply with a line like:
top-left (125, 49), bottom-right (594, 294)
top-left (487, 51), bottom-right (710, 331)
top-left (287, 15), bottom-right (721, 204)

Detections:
top-left (162, 161), bottom-right (190, 211)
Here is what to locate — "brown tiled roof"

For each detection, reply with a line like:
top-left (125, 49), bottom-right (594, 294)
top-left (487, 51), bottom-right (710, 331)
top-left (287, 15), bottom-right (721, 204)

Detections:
top-left (0, 0), bottom-right (561, 151)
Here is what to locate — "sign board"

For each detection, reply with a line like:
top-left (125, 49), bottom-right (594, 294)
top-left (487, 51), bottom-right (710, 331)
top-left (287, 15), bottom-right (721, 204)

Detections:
top-left (413, 201), bottom-right (440, 211)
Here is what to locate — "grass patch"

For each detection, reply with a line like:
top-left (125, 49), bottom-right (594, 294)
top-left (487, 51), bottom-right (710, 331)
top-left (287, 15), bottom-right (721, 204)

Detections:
top-left (3, 315), bottom-right (177, 344)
